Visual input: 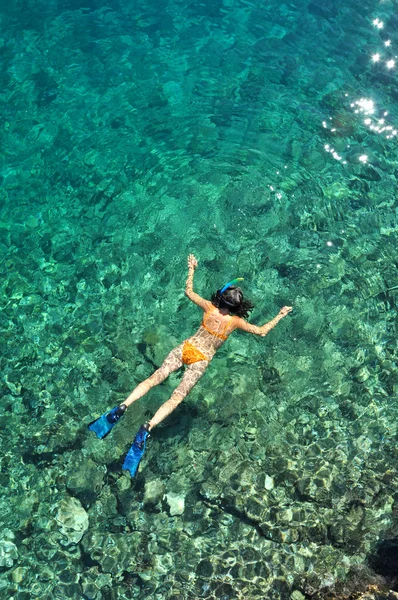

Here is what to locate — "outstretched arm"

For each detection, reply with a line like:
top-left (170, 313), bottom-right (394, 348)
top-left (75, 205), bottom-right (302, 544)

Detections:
top-left (235, 306), bottom-right (292, 337)
top-left (185, 254), bottom-right (212, 311)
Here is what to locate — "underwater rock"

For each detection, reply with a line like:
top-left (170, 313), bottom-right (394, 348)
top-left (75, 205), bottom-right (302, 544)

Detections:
top-left (370, 537), bottom-right (398, 577)
top-left (0, 539), bottom-right (18, 568)
top-left (55, 496), bottom-right (89, 545)
top-left (66, 457), bottom-right (106, 506)
top-left (143, 479), bottom-right (165, 510)
top-left (81, 568), bottom-right (113, 600)
top-left (81, 532), bottom-right (141, 575)
top-left (165, 492), bottom-right (185, 516)
top-left (264, 474), bottom-right (274, 490)
top-left (11, 566), bottom-right (26, 583)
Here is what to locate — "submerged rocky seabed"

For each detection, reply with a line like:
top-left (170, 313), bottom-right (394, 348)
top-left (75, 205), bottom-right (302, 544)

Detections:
top-left (1, 0), bottom-right (398, 597)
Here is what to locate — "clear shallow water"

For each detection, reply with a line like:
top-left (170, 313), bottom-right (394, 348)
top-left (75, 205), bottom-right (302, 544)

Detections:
top-left (1, 0), bottom-right (398, 598)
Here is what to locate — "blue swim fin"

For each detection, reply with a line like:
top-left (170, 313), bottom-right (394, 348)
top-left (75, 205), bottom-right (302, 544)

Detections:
top-left (88, 404), bottom-right (126, 439)
top-left (122, 424), bottom-right (150, 477)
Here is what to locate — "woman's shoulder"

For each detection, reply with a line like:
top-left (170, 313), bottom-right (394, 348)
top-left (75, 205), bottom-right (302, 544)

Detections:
top-left (229, 314), bottom-right (248, 330)
top-left (203, 301), bottom-right (216, 313)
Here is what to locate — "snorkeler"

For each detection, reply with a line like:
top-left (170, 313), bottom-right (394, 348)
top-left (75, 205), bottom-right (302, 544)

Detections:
top-left (88, 254), bottom-right (292, 476)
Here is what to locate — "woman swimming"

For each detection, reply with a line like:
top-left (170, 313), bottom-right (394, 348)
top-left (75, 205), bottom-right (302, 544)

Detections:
top-left (88, 254), bottom-right (292, 476)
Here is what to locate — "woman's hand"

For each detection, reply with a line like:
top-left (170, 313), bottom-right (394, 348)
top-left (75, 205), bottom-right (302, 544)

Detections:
top-left (188, 254), bottom-right (198, 269)
top-left (279, 306), bottom-right (293, 317)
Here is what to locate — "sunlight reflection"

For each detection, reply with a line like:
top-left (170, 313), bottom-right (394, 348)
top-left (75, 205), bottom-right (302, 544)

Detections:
top-left (351, 98), bottom-right (375, 115)
top-left (324, 144), bottom-right (347, 164)
top-left (350, 97), bottom-right (398, 139)
top-left (373, 18), bottom-right (384, 29)
top-left (369, 15), bottom-right (396, 69)
top-left (323, 10), bottom-right (398, 169)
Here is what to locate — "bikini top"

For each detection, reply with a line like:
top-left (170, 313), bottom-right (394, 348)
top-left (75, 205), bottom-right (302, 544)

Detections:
top-left (201, 307), bottom-right (232, 340)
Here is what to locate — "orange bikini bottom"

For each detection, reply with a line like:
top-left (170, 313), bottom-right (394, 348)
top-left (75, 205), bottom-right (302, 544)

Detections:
top-left (182, 341), bottom-right (208, 365)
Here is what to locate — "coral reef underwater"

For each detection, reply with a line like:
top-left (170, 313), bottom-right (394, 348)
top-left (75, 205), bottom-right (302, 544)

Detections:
top-left (0, 0), bottom-right (398, 597)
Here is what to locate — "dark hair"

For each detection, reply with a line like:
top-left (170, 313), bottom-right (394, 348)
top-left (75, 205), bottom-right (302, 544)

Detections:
top-left (211, 286), bottom-right (254, 319)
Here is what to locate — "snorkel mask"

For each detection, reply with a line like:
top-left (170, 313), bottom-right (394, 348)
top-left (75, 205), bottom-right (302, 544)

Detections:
top-left (219, 278), bottom-right (244, 307)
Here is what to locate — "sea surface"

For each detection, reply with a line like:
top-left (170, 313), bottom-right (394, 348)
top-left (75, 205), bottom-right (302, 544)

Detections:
top-left (1, 0), bottom-right (398, 598)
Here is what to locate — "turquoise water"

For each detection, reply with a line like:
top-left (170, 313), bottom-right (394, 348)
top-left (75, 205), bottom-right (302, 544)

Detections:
top-left (1, 0), bottom-right (398, 597)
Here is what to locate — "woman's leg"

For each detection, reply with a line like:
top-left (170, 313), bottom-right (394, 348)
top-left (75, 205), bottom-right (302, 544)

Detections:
top-left (148, 360), bottom-right (209, 430)
top-left (123, 344), bottom-right (184, 408)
